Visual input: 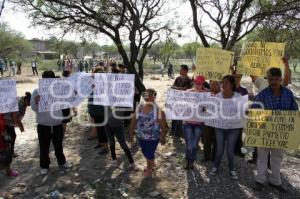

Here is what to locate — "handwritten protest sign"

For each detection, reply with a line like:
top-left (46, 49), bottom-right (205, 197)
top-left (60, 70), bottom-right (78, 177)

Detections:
top-left (38, 78), bottom-right (77, 112)
top-left (93, 73), bottom-right (135, 107)
top-left (0, 79), bottom-right (18, 113)
top-left (165, 89), bottom-right (212, 121)
top-left (70, 72), bottom-right (93, 98)
top-left (237, 42), bottom-right (285, 76)
top-left (195, 48), bottom-right (233, 80)
top-left (38, 73), bottom-right (135, 112)
top-left (205, 95), bottom-right (249, 129)
top-left (69, 72), bottom-right (94, 106)
top-left (165, 89), bottom-right (248, 129)
top-left (244, 109), bottom-right (300, 149)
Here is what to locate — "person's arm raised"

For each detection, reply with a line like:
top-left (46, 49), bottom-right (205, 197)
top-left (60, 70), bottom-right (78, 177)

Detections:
top-left (158, 110), bottom-right (167, 145)
top-left (282, 57), bottom-right (291, 86)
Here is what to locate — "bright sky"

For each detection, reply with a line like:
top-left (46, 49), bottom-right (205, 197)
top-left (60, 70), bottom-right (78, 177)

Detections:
top-left (0, 1), bottom-right (199, 46)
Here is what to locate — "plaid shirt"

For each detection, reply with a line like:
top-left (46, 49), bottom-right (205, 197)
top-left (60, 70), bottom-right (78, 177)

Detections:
top-left (252, 86), bottom-right (298, 111)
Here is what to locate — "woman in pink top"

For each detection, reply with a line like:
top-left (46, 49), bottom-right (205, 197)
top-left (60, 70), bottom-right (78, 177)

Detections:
top-left (183, 75), bottom-right (207, 169)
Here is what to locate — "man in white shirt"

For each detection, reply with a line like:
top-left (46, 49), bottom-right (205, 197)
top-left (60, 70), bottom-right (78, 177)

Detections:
top-left (31, 59), bottom-right (38, 76)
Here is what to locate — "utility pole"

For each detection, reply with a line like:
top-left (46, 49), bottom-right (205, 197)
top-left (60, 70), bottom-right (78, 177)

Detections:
top-left (0, 0), bottom-right (6, 17)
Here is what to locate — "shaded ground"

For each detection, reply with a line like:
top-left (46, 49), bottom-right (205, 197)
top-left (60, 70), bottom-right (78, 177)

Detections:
top-left (0, 70), bottom-right (299, 199)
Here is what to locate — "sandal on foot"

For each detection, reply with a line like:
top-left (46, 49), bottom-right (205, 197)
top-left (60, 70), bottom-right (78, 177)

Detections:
top-left (143, 169), bottom-right (152, 177)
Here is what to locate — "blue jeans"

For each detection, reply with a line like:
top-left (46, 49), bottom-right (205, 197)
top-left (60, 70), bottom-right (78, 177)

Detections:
top-left (214, 128), bottom-right (240, 171)
top-left (183, 123), bottom-right (204, 163)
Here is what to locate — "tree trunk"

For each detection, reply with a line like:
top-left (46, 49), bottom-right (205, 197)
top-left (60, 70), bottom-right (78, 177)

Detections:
top-left (125, 61), bottom-right (146, 93)
top-left (113, 36), bottom-right (146, 94)
top-left (138, 61), bottom-right (144, 80)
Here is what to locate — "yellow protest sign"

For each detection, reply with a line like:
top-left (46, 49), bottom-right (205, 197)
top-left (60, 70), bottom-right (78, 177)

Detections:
top-left (244, 109), bottom-right (300, 150)
top-left (195, 48), bottom-right (233, 80)
top-left (237, 42), bottom-right (285, 76)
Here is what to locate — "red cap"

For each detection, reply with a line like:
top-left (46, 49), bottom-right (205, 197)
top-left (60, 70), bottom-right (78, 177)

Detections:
top-left (194, 75), bottom-right (205, 85)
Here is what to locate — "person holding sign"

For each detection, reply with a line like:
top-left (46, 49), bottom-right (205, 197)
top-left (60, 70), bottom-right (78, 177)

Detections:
top-left (129, 89), bottom-right (167, 177)
top-left (252, 68), bottom-right (298, 193)
top-left (250, 57), bottom-right (291, 93)
top-left (171, 65), bottom-right (193, 137)
top-left (31, 71), bottom-right (72, 175)
top-left (247, 58), bottom-right (291, 165)
top-left (232, 72), bottom-right (248, 158)
top-left (202, 80), bottom-right (220, 161)
top-left (183, 75), bottom-right (207, 169)
top-left (209, 75), bottom-right (241, 180)
top-left (88, 68), bottom-right (109, 155)
top-left (4, 92), bottom-right (31, 157)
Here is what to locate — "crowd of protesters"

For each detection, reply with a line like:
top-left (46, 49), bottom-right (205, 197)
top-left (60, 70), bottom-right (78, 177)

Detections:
top-left (0, 57), bottom-right (298, 194)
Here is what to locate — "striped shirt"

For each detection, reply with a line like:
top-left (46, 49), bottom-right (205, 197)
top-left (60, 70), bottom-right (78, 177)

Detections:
top-left (252, 86), bottom-right (298, 111)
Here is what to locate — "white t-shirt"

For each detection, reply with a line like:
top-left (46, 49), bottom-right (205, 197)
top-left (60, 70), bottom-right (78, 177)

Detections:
top-left (254, 77), bottom-right (268, 92)
top-left (32, 62), bottom-right (37, 68)
top-left (216, 92), bottom-right (241, 99)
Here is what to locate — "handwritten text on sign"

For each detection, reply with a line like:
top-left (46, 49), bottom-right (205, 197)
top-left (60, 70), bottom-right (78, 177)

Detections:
top-left (165, 89), bottom-right (249, 129)
top-left (38, 78), bottom-right (78, 112)
top-left (195, 48), bottom-right (233, 80)
top-left (238, 42), bottom-right (285, 76)
top-left (0, 79), bottom-right (18, 113)
top-left (38, 73), bottom-right (135, 112)
top-left (165, 89), bottom-right (212, 122)
top-left (205, 95), bottom-right (249, 129)
top-left (93, 73), bottom-right (135, 108)
top-left (244, 110), bottom-right (300, 149)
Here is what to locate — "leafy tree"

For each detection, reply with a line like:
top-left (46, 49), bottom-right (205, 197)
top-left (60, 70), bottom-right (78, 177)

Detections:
top-left (148, 43), bottom-right (163, 64)
top-left (188, 0), bottom-right (300, 50)
top-left (182, 42), bottom-right (202, 63)
top-left (0, 23), bottom-right (33, 59)
top-left (159, 40), bottom-right (179, 66)
top-left (13, 0), bottom-right (171, 92)
top-left (47, 37), bottom-right (80, 59)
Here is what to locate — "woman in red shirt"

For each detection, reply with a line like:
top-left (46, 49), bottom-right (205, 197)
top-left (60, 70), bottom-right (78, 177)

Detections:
top-left (0, 114), bottom-right (18, 177)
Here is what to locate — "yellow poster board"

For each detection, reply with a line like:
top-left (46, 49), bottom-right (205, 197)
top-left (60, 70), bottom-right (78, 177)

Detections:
top-left (195, 48), bottom-right (233, 80)
top-left (237, 42), bottom-right (285, 76)
top-left (244, 109), bottom-right (300, 150)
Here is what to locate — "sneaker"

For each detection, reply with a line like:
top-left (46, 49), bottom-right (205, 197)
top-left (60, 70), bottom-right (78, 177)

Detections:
top-left (269, 183), bottom-right (287, 193)
top-left (60, 162), bottom-right (72, 169)
top-left (209, 167), bottom-right (218, 176)
top-left (112, 160), bottom-right (118, 167)
top-left (229, 171), bottom-right (238, 180)
top-left (40, 169), bottom-right (49, 175)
